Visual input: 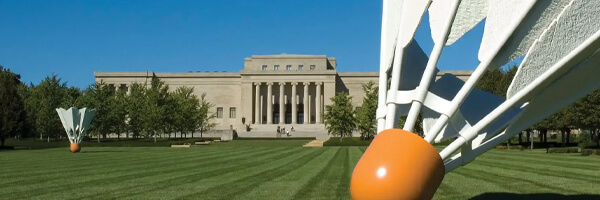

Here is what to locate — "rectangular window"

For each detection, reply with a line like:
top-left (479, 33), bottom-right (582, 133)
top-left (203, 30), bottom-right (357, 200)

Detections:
top-left (310, 65), bottom-right (316, 70)
top-left (274, 65), bottom-right (280, 70)
top-left (298, 65), bottom-right (303, 70)
top-left (217, 107), bottom-right (223, 118)
top-left (229, 107), bottom-right (236, 118)
top-left (262, 65), bottom-right (267, 70)
top-left (286, 65), bottom-right (292, 70)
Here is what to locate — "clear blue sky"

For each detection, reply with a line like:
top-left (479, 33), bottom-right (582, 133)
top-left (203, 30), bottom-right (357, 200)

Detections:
top-left (1, 0), bottom-right (490, 88)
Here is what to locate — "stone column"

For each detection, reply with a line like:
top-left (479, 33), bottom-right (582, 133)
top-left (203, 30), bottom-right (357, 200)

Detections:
top-left (115, 84), bottom-right (121, 92)
top-left (316, 82), bottom-right (322, 124)
top-left (303, 82), bottom-right (309, 124)
top-left (291, 82), bottom-right (298, 124)
top-left (279, 82), bottom-right (285, 124)
top-left (308, 95), bottom-right (312, 124)
top-left (266, 82), bottom-right (273, 124)
top-left (254, 82), bottom-right (260, 124)
top-left (260, 95), bottom-right (264, 124)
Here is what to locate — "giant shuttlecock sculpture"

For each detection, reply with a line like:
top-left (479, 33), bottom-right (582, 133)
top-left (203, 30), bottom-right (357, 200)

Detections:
top-left (56, 107), bottom-right (96, 153)
top-left (351, 0), bottom-right (600, 199)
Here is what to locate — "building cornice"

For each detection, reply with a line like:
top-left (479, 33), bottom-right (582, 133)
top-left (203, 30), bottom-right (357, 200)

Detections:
top-left (239, 70), bottom-right (338, 76)
top-left (94, 71), bottom-right (241, 78)
top-left (247, 54), bottom-right (332, 59)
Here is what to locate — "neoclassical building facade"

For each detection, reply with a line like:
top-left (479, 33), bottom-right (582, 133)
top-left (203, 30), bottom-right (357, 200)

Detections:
top-left (95, 54), bottom-right (472, 132)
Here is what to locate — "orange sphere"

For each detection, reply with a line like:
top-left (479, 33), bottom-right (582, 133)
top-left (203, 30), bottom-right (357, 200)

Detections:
top-left (70, 143), bottom-right (81, 153)
top-left (350, 129), bottom-right (445, 200)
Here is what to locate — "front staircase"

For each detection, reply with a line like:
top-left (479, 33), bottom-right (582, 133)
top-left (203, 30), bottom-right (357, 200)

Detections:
top-left (303, 140), bottom-right (325, 147)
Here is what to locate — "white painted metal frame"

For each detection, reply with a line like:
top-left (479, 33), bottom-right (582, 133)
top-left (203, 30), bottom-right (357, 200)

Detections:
top-left (377, 0), bottom-right (600, 173)
top-left (56, 107), bottom-right (97, 144)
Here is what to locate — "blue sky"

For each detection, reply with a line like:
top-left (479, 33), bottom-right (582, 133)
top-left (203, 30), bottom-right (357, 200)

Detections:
top-left (1, 0), bottom-right (489, 88)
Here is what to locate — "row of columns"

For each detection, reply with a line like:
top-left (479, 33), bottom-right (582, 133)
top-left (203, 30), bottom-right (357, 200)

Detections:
top-left (111, 84), bottom-right (133, 95)
top-left (254, 82), bottom-right (322, 124)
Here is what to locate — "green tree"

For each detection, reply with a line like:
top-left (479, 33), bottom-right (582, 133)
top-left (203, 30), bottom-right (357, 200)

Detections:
top-left (17, 83), bottom-right (36, 139)
top-left (324, 92), bottom-right (356, 141)
top-left (126, 83), bottom-right (146, 139)
top-left (144, 76), bottom-right (170, 142)
top-left (197, 93), bottom-right (216, 138)
top-left (0, 66), bottom-right (27, 147)
top-left (355, 81), bottom-right (377, 140)
top-left (475, 68), bottom-right (504, 96)
top-left (87, 81), bottom-right (115, 142)
top-left (30, 75), bottom-right (68, 141)
top-left (172, 86), bottom-right (200, 138)
top-left (110, 89), bottom-right (128, 140)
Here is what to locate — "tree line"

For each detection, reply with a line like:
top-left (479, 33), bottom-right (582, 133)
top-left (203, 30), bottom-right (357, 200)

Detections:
top-left (324, 67), bottom-right (600, 147)
top-left (0, 66), bottom-right (216, 147)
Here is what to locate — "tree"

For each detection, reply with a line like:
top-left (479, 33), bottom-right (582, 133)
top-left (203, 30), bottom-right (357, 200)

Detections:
top-left (197, 93), bottom-right (216, 138)
top-left (85, 81), bottom-right (115, 142)
top-left (324, 92), bottom-right (356, 141)
top-left (0, 66), bottom-right (26, 147)
top-left (126, 83), bottom-right (146, 139)
top-left (30, 74), bottom-right (69, 141)
top-left (17, 83), bottom-right (36, 139)
top-left (109, 89), bottom-right (128, 140)
top-left (143, 76), bottom-right (170, 142)
top-left (475, 68), bottom-right (504, 96)
top-left (172, 86), bottom-right (200, 138)
top-left (355, 81), bottom-right (377, 140)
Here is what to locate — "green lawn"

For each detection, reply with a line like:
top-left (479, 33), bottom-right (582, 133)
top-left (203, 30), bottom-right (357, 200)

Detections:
top-left (1, 140), bottom-right (599, 200)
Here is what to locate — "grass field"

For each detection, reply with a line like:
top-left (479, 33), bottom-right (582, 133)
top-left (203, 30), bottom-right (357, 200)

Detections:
top-left (1, 140), bottom-right (599, 200)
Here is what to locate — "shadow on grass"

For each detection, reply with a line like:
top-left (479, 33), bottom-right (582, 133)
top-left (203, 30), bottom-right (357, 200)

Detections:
top-left (469, 193), bottom-right (600, 200)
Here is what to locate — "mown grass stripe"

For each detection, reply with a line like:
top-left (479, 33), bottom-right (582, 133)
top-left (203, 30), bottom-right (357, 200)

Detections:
top-left (0, 146), bottom-right (238, 181)
top-left (5, 147), bottom-right (282, 199)
top-left (80, 147), bottom-right (309, 200)
top-left (472, 158), bottom-right (600, 186)
top-left (232, 147), bottom-right (341, 200)
top-left (476, 156), bottom-right (600, 179)
top-left (0, 146), bottom-right (156, 167)
top-left (459, 163), bottom-right (583, 194)
top-left (479, 153), bottom-right (600, 170)
top-left (434, 168), bottom-right (512, 200)
top-left (484, 149), bottom-right (600, 162)
top-left (334, 147), bottom-right (352, 199)
top-left (165, 148), bottom-right (326, 199)
top-left (0, 146), bottom-right (247, 190)
top-left (292, 147), bottom-right (348, 200)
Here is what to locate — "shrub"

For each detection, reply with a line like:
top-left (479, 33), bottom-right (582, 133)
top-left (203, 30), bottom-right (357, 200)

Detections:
top-left (495, 145), bottom-right (523, 150)
top-left (234, 137), bottom-right (316, 141)
top-left (547, 147), bottom-right (579, 153)
top-left (581, 149), bottom-right (600, 156)
top-left (579, 142), bottom-right (596, 149)
top-left (323, 137), bottom-right (372, 146)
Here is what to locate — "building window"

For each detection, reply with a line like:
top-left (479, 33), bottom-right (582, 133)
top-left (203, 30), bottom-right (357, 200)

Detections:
top-left (229, 107), bottom-right (236, 118)
top-left (274, 65), bottom-right (280, 70)
top-left (217, 107), bottom-right (223, 118)
top-left (298, 65), bottom-right (303, 70)
top-left (262, 65), bottom-right (267, 70)
top-left (286, 65), bottom-right (292, 70)
top-left (310, 65), bottom-right (316, 70)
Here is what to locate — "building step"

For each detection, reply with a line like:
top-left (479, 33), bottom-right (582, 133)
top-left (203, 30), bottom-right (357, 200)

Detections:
top-left (303, 140), bottom-right (324, 147)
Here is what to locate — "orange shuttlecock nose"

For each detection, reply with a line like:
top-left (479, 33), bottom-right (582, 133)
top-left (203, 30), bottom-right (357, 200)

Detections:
top-left (350, 129), bottom-right (445, 200)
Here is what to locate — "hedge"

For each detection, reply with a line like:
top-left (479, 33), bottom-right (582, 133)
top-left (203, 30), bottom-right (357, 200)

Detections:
top-left (581, 149), bottom-right (600, 156)
top-left (547, 147), bottom-right (579, 153)
top-left (495, 145), bottom-right (524, 150)
top-left (323, 137), bottom-right (372, 146)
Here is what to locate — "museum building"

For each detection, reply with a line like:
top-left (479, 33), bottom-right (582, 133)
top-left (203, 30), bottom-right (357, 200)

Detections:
top-left (95, 54), bottom-right (471, 133)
